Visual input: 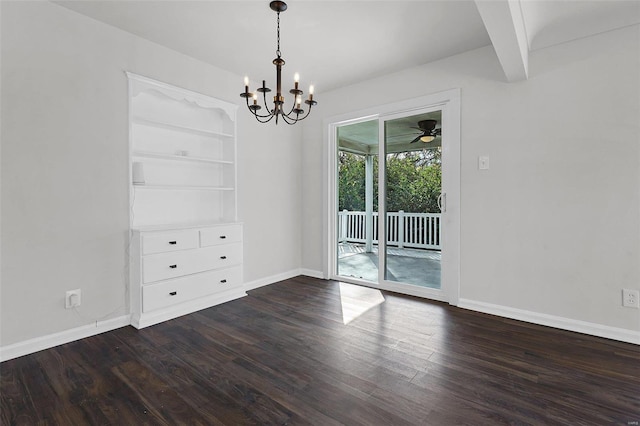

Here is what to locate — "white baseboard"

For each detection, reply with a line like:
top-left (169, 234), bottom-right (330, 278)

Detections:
top-left (0, 315), bottom-right (131, 362)
top-left (299, 268), bottom-right (325, 279)
top-left (458, 298), bottom-right (640, 345)
top-left (243, 269), bottom-right (303, 291)
top-left (243, 269), bottom-right (326, 291)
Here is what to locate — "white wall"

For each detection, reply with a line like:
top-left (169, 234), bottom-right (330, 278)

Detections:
top-left (302, 25), bottom-right (640, 333)
top-left (0, 1), bottom-right (302, 347)
top-left (1, 1), bottom-right (636, 351)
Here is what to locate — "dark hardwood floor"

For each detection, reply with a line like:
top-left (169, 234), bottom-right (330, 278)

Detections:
top-left (2, 276), bottom-right (639, 425)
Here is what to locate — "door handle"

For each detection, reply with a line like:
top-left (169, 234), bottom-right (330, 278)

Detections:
top-left (437, 193), bottom-right (446, 212)
top-left (169, 264), bottom-right (177, 269)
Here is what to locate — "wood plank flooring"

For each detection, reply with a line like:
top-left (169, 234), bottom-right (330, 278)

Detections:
top-left (2, 276), bottom-right (639, 425)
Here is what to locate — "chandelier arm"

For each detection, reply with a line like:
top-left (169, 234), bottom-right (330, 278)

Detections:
top-left (300, 110), bottom-right (313, 121)
top-left (256, 115), bottom-right (276, 124)
top-left (279, 113), bottom-right (298, 125)
top-left (245, 96), bottom-right (274, 119)
top-left (284, 101), bottom-right (297, 117)
top-left (252, 107), bottom-right (276, 119)
top-left (262, 90), bottom-right (273, 115)
top-left (291, 103), bottom-right (314, 122)
top-left (284, 94), bottom-right (307, 118)
top-left (282, 109), bottom-right (306, 125)
top-left (248, 106), bottom-right (276, 120)
top-left (251, 94), bottom-right (277, 119)
top-left (252, 111), bottom-right (277, 123)
top-left (279, 94), bottom-right (316, 124)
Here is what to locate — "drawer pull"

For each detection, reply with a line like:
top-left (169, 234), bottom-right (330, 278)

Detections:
top-left (169, 241), bottom-right (177, 245)
top-left (220, 256), bottom-right (227, 260)
top-left (220, 235), bottom-right (227, 239)
top-left (220, 279), bottom-right (227, 283)
top-left (169, 264), bottom-right (177, 269)
top-left (169, 291), bottom-right (177, 296)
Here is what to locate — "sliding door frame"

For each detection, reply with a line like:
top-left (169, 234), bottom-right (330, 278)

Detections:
top-left (324, 89), bottom-right (461, 305)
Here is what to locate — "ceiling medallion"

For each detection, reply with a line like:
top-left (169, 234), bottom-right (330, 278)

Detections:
top-left (240, 1), bottom-right (317, 125)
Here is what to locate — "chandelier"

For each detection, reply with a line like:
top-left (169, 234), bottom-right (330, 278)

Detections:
top-left (240, 1), bottom-right (317, 125)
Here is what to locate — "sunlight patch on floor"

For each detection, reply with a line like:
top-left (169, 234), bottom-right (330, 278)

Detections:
top-left (338, 282), bottom-right (385, 325)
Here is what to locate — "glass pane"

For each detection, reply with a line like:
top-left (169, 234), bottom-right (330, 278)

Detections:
top-left (336, 119), bottom-right (379, 282)
top-left (384, 112), bottom-right (442, 289)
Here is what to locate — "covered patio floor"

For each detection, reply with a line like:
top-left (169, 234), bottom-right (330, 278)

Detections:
top-left (337, 243), bottom-right (441, 289)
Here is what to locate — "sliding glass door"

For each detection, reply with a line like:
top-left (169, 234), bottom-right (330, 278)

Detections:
top-left (381, 111), bottom-right (442, 290)
top-left (336, 118), bottom-right (379, 281)
top-left (332, 98), bottom-right (456, 302)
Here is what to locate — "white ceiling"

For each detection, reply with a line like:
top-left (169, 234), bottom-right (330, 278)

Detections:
top-left (54, 0), bottom-right (640, 93)
top-left (520, 0), bottom-right (640, 51)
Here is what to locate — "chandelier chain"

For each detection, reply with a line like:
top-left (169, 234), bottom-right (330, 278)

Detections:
top-left (276, 12), bottom-right (281, 58)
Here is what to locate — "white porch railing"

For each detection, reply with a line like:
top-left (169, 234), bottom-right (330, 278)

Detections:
top-left (338, 210), bottom-right (441, 250)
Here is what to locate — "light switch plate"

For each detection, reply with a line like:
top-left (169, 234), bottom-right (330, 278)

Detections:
top-left (479, 156), bottom-right (490, 170)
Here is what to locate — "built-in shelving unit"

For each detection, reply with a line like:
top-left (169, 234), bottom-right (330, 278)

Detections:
top-left (133, 185), bottom-right (235, 191)
top-left (133, 151), bottom-right (234, 164)
top-left (127, 74), bottom-right (239, 227)
top-left (127, 73), bottom-right (244, 328)
top-left (132, 116), bottom-right (235, 139)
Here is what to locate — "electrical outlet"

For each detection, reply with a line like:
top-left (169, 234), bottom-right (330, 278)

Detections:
top-left (622, 289), bottom-right (639, 308)
top-left (65, 289), bottom-right (81, 309)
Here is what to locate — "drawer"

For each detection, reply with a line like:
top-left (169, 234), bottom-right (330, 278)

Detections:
top-left (142, 230), bottom-right (199, 255)
top-left (142, 243), bottom-right (243, 284)
top-left (200, 224), bottom-right (242, 247)
top-left (142, 266), bottom-right (242, 312)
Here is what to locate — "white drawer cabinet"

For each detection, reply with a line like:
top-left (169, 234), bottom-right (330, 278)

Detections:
top-left (142, 230), bottom-right (199, 255)
top-left (200, 224), bottom-right (242, 247)
top-left (142, 243), bottom-right (242, 284)
top-left (142, 266), bottom-right (242, 312)
top-left (130, 224), bottom-right (245, 329)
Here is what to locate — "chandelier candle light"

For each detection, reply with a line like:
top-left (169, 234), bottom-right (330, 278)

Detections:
top-left (240, 1), bottom-right (317, 124)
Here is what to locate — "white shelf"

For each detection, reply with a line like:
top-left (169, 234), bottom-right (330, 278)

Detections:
top-left (133, 221), bottom-right (244, 233)
top-left (132, 116), bottom-right (234, 139)
top-left (133, 151), bottom-right (233, 165)
top-left (133, 184), bottom-right (235, 191)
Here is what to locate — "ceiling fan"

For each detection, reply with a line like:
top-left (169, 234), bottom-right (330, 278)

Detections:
top-left (409, 119), bottom-right (441, 143)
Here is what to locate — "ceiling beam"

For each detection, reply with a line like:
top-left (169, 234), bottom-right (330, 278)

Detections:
top-left (475, 0), bottom-right (529, 82)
